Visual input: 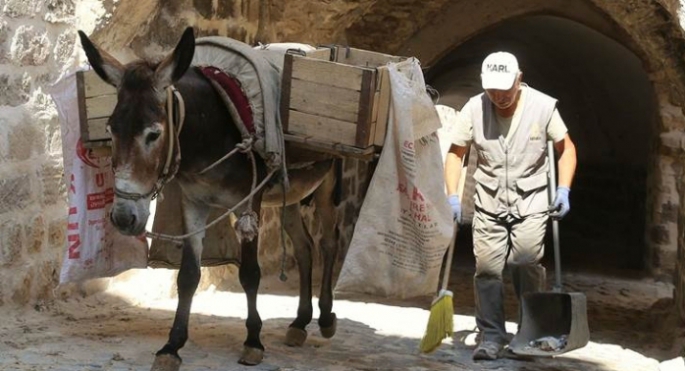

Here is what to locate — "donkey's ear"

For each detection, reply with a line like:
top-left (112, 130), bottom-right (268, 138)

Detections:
top-left (77, 30), bottom-right (124, 87)
top-left (155, 27), bottom-right (196, 89)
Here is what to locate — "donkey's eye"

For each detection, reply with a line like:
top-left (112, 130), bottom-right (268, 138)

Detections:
top-left (146, 131), bottom-right (161, 145)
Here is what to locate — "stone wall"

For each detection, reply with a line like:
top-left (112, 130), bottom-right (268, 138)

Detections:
top-left (0, 0), bottom-right (78, 305)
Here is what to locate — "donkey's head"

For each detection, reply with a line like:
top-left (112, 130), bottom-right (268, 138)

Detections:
top-left (78, 27), bottom-right (196, 235)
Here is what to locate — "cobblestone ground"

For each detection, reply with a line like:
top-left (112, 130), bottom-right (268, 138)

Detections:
top-left (0, 265), bottom-right (680, 371)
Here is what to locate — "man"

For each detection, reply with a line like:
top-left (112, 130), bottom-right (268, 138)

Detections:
top-left (444, 51), bottom-right (577, 360)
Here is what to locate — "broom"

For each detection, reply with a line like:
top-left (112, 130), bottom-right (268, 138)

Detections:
top-left (419, 221), bottom-right (458, 353)
top-left (419, 142), bottom-right (469, 354)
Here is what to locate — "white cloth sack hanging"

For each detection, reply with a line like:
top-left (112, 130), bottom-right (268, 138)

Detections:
top-left (50, 72), bottom-right (148, 284)
top-left (334, 58), bottom-right (453, 299)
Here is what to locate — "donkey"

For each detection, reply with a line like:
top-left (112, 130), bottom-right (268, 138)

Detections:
top-left (78, 27), bottom-right (340, 369)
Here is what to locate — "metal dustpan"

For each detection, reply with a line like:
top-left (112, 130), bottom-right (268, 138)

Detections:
top-left (509, 142), bottom-right (590, 356)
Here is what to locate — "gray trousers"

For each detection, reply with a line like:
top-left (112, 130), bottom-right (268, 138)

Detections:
top-left (472, 209), bottom-right (548, 344)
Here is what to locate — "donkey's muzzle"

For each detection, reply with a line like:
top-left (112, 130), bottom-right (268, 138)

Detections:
top-left (110, 207), bottom-right (141, 236)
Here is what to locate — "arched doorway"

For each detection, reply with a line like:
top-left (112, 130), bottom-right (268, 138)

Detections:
top-left (426, 15), bottom-right (655, 273)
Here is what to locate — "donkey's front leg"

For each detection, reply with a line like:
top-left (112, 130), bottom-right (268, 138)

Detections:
top-left (151, 200), bottom-right (209, 371)
top-left (237, 205), bottom-right (265, 365)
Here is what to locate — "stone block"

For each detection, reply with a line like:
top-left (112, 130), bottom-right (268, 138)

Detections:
top-left (44, 0), bottom-right (75, 23)
top-left (9, 121), bottom-right (46, 161)
top-left (32, 260), bottom-right (60, 301)
top-left (193, 0), bottom-right (213, 18)
top-left (10, 271), bottom-right (31, 305)
top-left (0, 174), bottom-right (33, 213)
top-left (3, 0), bottom-right (42, 18)
top-left (0, 117), bottom-right (8, 162)
top-left (660, 357), bottom-right (685, 371)
top-left (10, 25), bottom-right (51, 66)
top-left (660, 131), bottom-right (684, 150)
top-left (0, 218), bottom-right (24, 266)
top-left (48, 217), bottom-right (66, 249)
top-left (0, 19), bottom-right (9, 63)
top-left (52, 32), bottom-right (75, 70)
top-left (217, 0), bottom-right (235, 18)
top-left (42, 161), bottom-right (66, 206)
top-left (244, 0), bottom-right (261, 24)
top-left (26, 214), bottom-right (46, 255)
top-left (0, 73), bottom-right (31, 106)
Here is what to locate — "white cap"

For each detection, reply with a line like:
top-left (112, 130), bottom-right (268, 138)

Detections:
top-left (481, 52), bottom-right (519, 90)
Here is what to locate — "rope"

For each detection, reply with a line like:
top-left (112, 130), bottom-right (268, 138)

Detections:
top-left (145, 168), bottom-right (277, 245)
top-left (198, 137), bottom-right (253, 175)
top-left (279, 180), bottom-right (288, 282)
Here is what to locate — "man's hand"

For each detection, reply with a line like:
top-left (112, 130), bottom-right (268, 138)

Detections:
top-left (549, 186), bottom-right (570, 220)
top-left (448, 194), bottom-right (462, 222)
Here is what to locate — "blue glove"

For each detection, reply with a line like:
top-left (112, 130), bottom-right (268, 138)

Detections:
top-left (448, 194), bottom-right (462, 222)
top-left (549, 186), bottom-right (570, 220)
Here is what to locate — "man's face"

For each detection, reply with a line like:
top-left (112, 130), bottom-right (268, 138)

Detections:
top-left (485, 75), bottom-right (521, 110)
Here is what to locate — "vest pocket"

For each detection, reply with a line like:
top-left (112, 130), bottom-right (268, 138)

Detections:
top-left (515, 172), bottom-right (549, 216)
top-left (473, 169), bottom-right (499, 191)
top-left (515, 172), bottom-right (548, 192)
top-left (473, 169), bottom-right (500, 213)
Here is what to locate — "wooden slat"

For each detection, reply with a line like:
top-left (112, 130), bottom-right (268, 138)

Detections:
top-left (289, 79), bottom-right (360, 123)
top-left (86, 117), bottom-right (110, 141)
top-left (85, 141), bottom-right (113, 157)
top-left (306, 48), bottom-right (333, 61)
top-left (85, 94), bottom-right (117, 119)
top-left (335, 47), bottom-right (405, 68)
top-left (291, 55), bottom-right (367, 91)
top-left (287, 110), bottom-right (357, 145)
top-left (355, 69), bottom-right (375, 147)
top-left (76, 71), bottom-right (89, 143)
top-left (283, 133), bottom-right (376, 161)
top-left (83, 69), bottom-right (116, 97)
top-left (374, 67), bottom-right (391, 147)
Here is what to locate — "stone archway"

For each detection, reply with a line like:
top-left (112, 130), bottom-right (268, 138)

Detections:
top-left (353, 0), bottom-right (685, 318)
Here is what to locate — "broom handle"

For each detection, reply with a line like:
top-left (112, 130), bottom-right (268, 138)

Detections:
top-left (440, 222), bottom-right (458, 292)
top-left (547, 141), bottom-right (563, 293)
top-left (440, 146), bottom-right (468, 293)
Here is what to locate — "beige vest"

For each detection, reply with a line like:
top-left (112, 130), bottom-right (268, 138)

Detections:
top-left (468, 86), bottom-right (557, 218)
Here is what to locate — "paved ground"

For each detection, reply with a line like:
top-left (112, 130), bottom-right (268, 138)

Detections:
top-left (0, 263), bottom-right (681, 371)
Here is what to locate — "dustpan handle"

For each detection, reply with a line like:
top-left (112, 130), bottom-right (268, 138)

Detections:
top-left (547, 141), bottom-right (563, 293)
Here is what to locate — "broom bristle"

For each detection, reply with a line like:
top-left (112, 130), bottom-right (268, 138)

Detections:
top-left (419, 290), bottom-right (454, 354)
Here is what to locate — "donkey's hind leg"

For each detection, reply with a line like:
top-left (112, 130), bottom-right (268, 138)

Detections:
top-left (314, 168), bottom-right (338, 339)
top-left (151, 199), bottom-right (209, 371)
top-left (282, 203), bottom-right (314, 346)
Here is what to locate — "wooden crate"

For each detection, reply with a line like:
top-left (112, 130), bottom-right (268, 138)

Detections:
top-left (76, 69), bottom-right (116, 155)
top-left (280, 46), bottom-right (406, 157)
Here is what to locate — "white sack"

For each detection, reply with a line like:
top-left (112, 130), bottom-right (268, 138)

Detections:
top-left (50, 72), bottom-right (148, 284)
top-left (334, 59), bottom-right (453, 299)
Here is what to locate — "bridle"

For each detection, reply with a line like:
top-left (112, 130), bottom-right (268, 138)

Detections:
top-left (113, 86), bottom-right (185, 201)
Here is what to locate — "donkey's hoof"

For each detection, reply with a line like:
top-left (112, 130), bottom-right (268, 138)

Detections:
top-left (320, 313), bottom-right (337, 339)
top-left (150, 354), bottom-right (181, 371)
top-left (239, 346), bottom-right (264, 365)
top-left (285, 326), bottom-right (308, 347)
